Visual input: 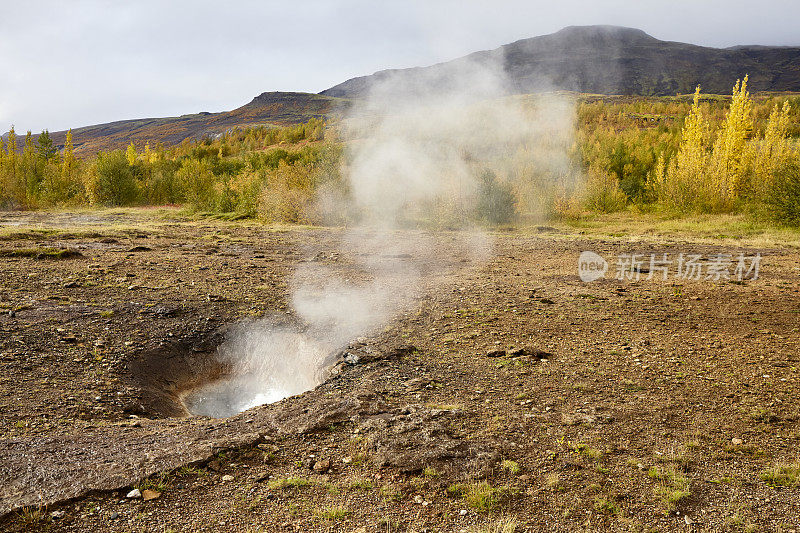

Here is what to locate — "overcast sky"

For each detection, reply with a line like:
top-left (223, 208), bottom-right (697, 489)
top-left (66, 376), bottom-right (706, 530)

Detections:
top-left (2, 0), bottom-right (799, 134)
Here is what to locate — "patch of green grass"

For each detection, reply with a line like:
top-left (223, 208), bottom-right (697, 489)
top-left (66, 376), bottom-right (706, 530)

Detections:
top-left (760, 463), bottom-right (800, 487)
top-left (568, 441), bottom-right (602, 461)
top-left (379, 484), bottom-right (402, 502)
top-left (725, 504), bottom-right (758, 532)
top-left (16, 506), bottom-right (49, 526)
top-left (136, 472), bottom-right (170, 492)
top-left (317, 506), bottom-right (351, 521)
top-left (0, 247), bottom-right (82, 260)
top-left (467, 516), bottom-right (519, 533)
top-left (622, 379), bottom-right (645, 391)
top-left (544, 472), bottom-right (560, 489)
top-left (346, 479), bottom-right (374, 491)
top-left (423, 466), bottom-right (441, 478)
top-left (177, 466), bottom-right (208, 477)
top-left (748, 407), bottom-right (778, 423)
top-left (593, 496), bottom-right (619, 515)
top-left (501, 460), bottom-right (521, 475)
top-left (571, 382), bottom-right (595, 393)
top-left (648, 466), bottom-right (690, 508)
top-left (448, 482), bottom-right (512, 513)
top-left (267, 477), bottom-right (313, 490)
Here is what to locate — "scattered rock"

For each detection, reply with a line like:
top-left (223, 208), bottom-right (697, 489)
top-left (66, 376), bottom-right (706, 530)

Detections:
top-left (109, 511), bottom-right (119, 519)
top-left (221, 475), bottom-right (234, 482)
top-left (50, 510), bottom-right (65, 519)
top-left (312, 459), bottom-right (331, 473)
top-left (403, 377), bottom-right (431, 391)
top-left (731, 437), bottom-right (743, 446)
top-left (510, 347), bottom-right (553, 359)
top-left (459, 509), bottom-right (468, 516)
top-left (369, 406), bottom-right (499, 476)
top-left (562, 407), bottom-right (614, 425)
top-left (8, 309), bottom-right (15, 318)
top-left (126, 488), bottom-right (141, 499)
top-left (142, 489), bottom-right (161, 501)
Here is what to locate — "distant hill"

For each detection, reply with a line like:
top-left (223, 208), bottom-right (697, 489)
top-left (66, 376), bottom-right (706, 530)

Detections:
top-left (321, 25), bottom-right (800, 98)
top-left (3, 92), bottom-right (348, 157)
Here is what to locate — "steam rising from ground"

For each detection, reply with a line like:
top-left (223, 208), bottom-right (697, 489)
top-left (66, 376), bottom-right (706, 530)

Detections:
top-left (183, 58), bottom-right (576, 417)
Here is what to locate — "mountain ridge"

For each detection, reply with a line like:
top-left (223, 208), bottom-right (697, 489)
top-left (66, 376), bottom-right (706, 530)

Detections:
top-left (321, 25), bottom-right (800, 98)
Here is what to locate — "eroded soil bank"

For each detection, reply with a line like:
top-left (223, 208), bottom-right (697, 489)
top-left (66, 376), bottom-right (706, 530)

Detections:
top-left (0, 210), bottom-right (799, 531)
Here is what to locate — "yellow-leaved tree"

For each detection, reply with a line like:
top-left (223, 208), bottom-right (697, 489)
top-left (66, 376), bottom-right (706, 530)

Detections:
top-left (126, 142), bottom-right (138, 166)
top-left (745, 101), bottom-right (792, 201)
top-left (656, 86), bottom-right (710, 210)
top-left (708, 75), bottom-right (753, 209)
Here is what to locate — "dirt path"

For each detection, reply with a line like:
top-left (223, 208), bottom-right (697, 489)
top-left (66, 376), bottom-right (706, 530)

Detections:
top-left (0, 211), bottom-right (799, 531)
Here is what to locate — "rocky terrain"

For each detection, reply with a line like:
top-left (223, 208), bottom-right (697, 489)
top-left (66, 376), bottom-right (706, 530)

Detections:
top-left (0, 210), bottom-right (799, 531)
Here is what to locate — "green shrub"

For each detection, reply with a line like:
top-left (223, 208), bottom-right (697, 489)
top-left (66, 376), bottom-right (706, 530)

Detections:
top-left (475, 169), bottom-right (517, 225)
top-left (87, 150), bottom-right (138, 205)
top-left (583, 169), bottom-right (628, 213)
top-left (177, 158), bottom-right (216, 211)
top-left (766, 160), bottom-right (800, 227)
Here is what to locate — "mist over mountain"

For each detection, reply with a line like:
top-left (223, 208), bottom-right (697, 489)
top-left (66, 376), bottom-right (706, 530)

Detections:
top-left (322, 25), bottom-right (800, 98)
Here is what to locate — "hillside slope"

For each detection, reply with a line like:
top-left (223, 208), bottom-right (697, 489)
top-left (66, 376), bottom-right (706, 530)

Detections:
top-left (4, 92), bottom-right (348, 157)
top-left (321, 25), bottom-right (800, 98)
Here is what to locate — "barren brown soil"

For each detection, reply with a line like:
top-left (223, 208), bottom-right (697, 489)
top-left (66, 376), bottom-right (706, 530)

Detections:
top-left (0, 210), bottom-right (799, 532)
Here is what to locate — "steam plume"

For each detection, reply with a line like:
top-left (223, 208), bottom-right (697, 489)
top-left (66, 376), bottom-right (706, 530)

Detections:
top-left (184, 56), bottom-right (576, 417)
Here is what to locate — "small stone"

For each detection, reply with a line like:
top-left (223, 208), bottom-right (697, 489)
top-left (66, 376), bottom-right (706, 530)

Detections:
top-left (413, 495), bottom-right (424, 504)
top-left (126, 488), bottom-right (141, 499)
top-left (221, 475), bottom-right (234, 482)
top-left (50, 510), bottom-right (65, 519)
top-left (731, 438), bottom-right (743, 446)
top-left (684, 515), bottom-right (694, 525)
top-left (109, 512), bottom-right (119, 520)
top-left (8, 309), bottom-right (15, 318)
top-left (313, 459), bottom-right (331, 473)
top-left (342, 456), bottom-right (352, 464)
top-left (142, 489), bottom-right (160, 501)
top-left (459, 509), bottom-right (468, 516)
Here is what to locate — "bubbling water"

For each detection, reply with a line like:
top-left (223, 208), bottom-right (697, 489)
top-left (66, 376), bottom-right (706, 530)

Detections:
top-left (181, 375), bottom-right (290, 418)
top-left (180, 325), bottom-right (333, 418)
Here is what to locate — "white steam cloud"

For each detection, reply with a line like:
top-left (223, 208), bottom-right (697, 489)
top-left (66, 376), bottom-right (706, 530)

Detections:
top-left (183, 57), bottom-right (576, 417)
